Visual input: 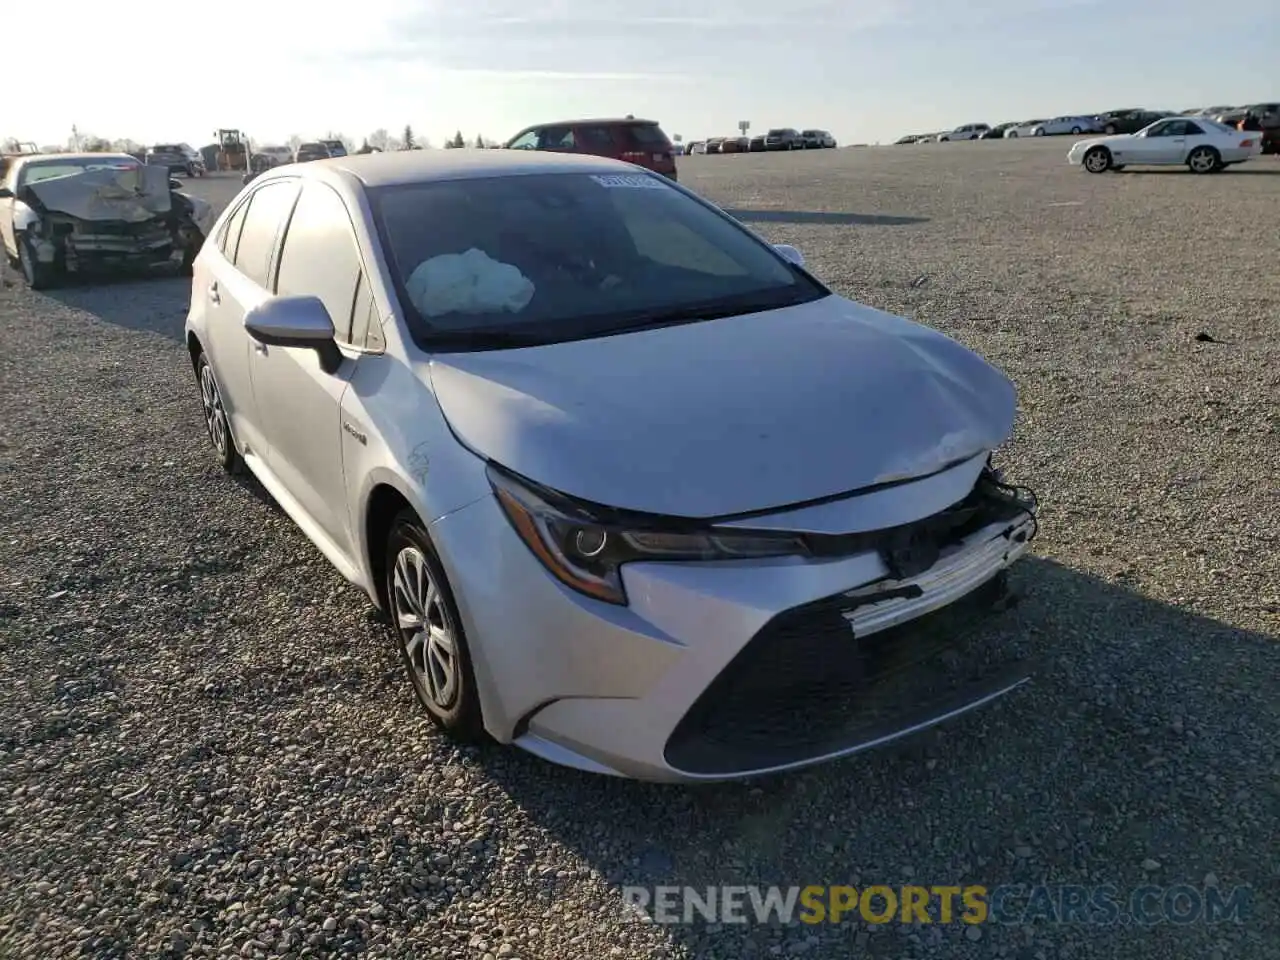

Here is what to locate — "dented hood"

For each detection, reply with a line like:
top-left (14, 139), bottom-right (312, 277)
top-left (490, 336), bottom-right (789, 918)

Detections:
top-left (25, 164), bottom-right (171, 222)
top-left (429, 295), bottom-right (1018, 518)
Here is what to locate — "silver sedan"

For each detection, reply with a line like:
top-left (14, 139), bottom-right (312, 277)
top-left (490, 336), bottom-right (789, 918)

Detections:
top-left (184, 150), bottom-right (1039, 781)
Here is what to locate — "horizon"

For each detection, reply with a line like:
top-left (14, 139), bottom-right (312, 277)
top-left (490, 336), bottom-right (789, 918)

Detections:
top-left (5, 0), bottom-right (1276, 150)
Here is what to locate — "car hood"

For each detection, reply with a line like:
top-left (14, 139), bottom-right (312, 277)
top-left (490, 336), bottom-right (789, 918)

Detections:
top-left (23, 164), bottom-right (171, 222)
top-left (428, 295), bottom-right (1017, 518)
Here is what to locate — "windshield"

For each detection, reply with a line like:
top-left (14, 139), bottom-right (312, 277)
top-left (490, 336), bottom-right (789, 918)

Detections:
top-left (17, 156), bottom-right (138, 186)
top-left (371, 171), bottom-right (826, 348)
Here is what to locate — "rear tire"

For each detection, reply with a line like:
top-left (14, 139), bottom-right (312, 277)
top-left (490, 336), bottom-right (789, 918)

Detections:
top-left (1071, 126), bottom-right (1082, 134)
top-left (1083, 146), bottom-right (1112, 173)
top-left (1186, 145), bottom-right (1219, 174)
top-left (385, 510), bottom-right (486, 742)
top-left (1034, 128), bottom-right (1046, 137)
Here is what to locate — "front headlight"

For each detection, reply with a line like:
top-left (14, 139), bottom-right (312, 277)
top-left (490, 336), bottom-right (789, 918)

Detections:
top-left (487, 465), bottom-right (807, 605)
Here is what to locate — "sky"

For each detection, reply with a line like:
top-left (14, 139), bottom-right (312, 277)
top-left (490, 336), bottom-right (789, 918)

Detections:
top-left (5, 0), bottom-right (1277, 150)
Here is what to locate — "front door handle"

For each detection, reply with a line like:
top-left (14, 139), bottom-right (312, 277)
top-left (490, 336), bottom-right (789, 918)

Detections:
top-left (208, 282), bottom-right (221, 304)
top-left (1172, 138), bottom-right (1185, 143)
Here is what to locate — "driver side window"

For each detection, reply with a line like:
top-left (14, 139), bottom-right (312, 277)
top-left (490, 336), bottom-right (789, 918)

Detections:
top-left (507, 131), bottom-right (538, 150)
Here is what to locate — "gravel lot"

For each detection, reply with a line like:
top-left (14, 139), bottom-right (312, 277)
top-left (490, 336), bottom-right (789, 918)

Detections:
top-left (1, 139), bottom-right (1277, 960)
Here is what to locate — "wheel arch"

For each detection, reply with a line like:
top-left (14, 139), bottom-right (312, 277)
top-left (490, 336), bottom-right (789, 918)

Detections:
top-left (364, 481), bottom-right (419, 613)
top-left (186, 331), bottom-right (204, 371)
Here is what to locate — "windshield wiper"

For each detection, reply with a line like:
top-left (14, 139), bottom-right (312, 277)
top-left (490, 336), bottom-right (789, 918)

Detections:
top-left (422, 327), bottom-right (557, 350)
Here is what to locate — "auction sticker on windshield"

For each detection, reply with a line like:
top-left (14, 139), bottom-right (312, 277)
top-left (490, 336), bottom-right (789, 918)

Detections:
top-left (590, 174), bottom-right (668, 189)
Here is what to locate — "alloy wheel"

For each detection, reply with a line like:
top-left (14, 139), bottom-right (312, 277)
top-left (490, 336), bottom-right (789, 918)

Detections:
top-left (199, 363), bottom-right (229, 459)
top-left (1084, 148), bottom-right (1110, 173)
top-left (392, 546), bottom-right (459, 711)
top-left (1188, 148), bottom-right (1217, 173)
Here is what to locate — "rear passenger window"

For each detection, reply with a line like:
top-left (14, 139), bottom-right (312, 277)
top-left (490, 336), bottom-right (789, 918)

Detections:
top-left (234, 181), bottom-right (298, 287)
top-left (275, 182), bottom-right (363, 344)
top-left (576, 126), bottom-right (617, 150)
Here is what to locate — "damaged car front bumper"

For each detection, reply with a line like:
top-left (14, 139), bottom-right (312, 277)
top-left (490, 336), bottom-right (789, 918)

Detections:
top-left (431, 453), bottom-right (1040, 782)
top-left (19, 163), bottom-right (202, 278)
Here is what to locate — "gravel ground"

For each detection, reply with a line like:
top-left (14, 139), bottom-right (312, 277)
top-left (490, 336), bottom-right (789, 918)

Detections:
top-left (1, 140), bottom-right (1277, 959)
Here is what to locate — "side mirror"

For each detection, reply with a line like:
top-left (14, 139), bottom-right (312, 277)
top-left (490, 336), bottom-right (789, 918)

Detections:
top-left (0, 186), bottom-right (11, 199)
top-left (169, 178), bottom-right (184, 190)
top-left (774, 243), bottom-right (805, 268)
top-left (244, 295), bottom-right (343, 374)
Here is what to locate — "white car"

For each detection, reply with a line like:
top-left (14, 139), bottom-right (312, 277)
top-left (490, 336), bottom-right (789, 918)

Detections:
top-left (939, 124), bottom-right (990, 141)
top-left (1003, 120), bottom-right (1047, 138)
top-left (183, 150), bottom-right (1038, 782)
top-left (1068, 117), bottom-right (1264, 174)
top-left (1026, 116), bottom-right (1101, 137)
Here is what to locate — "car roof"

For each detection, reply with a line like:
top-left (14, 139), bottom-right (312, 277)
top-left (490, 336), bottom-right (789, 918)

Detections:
top-left (518, 117), bottom-right (660, 131)
top-left (294, 148), bottom-right (645, 188)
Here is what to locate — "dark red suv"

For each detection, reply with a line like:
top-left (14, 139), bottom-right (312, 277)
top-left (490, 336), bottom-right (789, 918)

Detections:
top-left (504, 117), bottom-right (678, 180)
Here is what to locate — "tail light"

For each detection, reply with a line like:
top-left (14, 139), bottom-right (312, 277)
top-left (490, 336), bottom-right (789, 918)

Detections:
top-left (620, 151), bottom-right (646, 162)
top-left (1240, 138), bottom-right (1255, 147)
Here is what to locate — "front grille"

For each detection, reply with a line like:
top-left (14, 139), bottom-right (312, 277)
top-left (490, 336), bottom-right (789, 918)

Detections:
top-left (664, 570), bottom-right (1030, 776)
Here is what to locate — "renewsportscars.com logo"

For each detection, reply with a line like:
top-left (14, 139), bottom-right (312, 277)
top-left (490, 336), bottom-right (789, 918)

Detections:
top-left (621, 884), bottom-right (1252, 927)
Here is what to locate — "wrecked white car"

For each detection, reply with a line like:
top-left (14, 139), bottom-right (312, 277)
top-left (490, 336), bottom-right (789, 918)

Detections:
top-left (0, 152), bottom-right (215, 289)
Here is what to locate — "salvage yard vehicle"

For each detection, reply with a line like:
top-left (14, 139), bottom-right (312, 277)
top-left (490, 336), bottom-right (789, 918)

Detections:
top-left (184, 149), bottom-right (1039, 782)
top-left (504, 117), bottom-right (679, 181)
top-left (295, 142), bottom-right (332, 163)
top-left (799, 129), bottom-right (837, 148)
top-left (145, 143), bottom-right (206, 177)
top-left (939, 123), bottom-right (991, 141)
top-left (1069, 117), bottom-right (1263, 174)
top-left (0, 153), bottom-right (215, 289)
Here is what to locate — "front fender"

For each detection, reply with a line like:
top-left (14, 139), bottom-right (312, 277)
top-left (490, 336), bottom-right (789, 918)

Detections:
top-left (13, 201), bottom-right (40, 234)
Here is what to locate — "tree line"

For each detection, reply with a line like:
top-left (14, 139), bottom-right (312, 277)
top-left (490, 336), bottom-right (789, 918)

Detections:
top-left (4, 127), bottom-right (505, 156)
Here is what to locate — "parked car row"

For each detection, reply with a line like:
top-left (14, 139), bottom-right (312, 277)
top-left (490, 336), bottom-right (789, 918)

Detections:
top-left (687, 129), bottom-right (837, 154)
top-left (897, 101), bottom-right (1279, 153)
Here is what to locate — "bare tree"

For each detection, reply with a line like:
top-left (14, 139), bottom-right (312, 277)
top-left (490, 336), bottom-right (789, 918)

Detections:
top-left (368, 128), bottom-right (390, 151)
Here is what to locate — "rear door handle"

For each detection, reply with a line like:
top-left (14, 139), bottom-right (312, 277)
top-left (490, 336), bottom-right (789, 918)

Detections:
top-left (208, 282), bottom-right (221, 304)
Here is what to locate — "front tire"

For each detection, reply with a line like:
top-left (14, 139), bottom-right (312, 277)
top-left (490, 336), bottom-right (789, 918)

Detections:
top-left (1083, 146), bottom-right (1112, 173)
top-left (18, 235), bottom-right (56, 290)
top-left (1187, 145), bottom-right (1219, 174)
top-left (195, 352), bottom-right (242, 473)
top-left (1034, 128), bottom-right (1046, 137)
top-left (386, 511), bottom-right (486, 741)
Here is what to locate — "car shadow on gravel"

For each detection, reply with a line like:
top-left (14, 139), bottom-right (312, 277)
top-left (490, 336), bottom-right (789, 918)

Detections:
top-left (483, 556), bottom-right (1277, 957)
top-left (723, 209), bottom-right (930, 227)
top-left (44, 275), bottom-right (190, 343)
